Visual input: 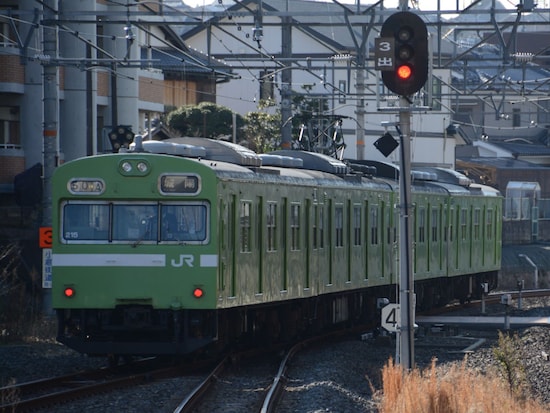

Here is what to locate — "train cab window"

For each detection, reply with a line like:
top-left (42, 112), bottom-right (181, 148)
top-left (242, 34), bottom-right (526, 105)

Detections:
top-left (160, 204), bottom-right (208, 242)
top-left (63, 203), bottom-right (109, 241)
top-left (113, 204), bottom-right (158, 241)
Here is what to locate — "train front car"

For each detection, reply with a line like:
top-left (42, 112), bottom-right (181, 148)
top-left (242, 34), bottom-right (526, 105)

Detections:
top-left (52, 152), bottom-right (219, 356)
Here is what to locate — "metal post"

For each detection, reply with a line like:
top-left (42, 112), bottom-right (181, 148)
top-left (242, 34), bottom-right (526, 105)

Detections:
top-left (42, 0), bottom-right (59, 314)
top-left (518, 254), bottom-right (538, 289)
top-left (398, 96), bottom-right (414, 370)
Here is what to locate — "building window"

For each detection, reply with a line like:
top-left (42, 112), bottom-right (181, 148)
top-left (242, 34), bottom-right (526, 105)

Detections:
top-left (259, 70), bottom-right (275, 101)
top-left (0, 10), bottom-right (16, 47)
top-left (513, 108), bottom-right (521, 127)
top-left (0, 106), bottom-right (20, 148)
top-left (338, 80), bottom-right (346, 104)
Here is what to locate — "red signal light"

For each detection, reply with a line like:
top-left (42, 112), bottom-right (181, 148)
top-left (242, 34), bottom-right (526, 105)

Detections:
top-left (396, 64), bottom-right (412, 80)
top-left (64, 287), bottom-right (75, 298)
top-left (193, 288), bottom-right (204, 299)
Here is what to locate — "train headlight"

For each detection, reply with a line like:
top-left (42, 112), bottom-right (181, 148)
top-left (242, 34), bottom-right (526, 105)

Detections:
top-left (64, 287), bottom-right (75, 298)
top-left (193, 288), bottom-right (204, 299)
top-left (137, 162), bottom-right (148, 173)
top-left (121, 161), bottom-right (133, 172)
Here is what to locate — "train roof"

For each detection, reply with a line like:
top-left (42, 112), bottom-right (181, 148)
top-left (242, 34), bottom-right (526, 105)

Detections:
top-left (128, 137), bottom-right (500, 196)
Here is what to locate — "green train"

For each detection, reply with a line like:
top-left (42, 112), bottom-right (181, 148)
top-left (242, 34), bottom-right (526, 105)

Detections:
top-left (52, 137), bottom-right (502, 356)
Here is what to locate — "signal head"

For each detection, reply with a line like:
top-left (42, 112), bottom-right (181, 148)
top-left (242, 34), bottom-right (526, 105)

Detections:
top-left (380, 11), bottom-right (428, 96)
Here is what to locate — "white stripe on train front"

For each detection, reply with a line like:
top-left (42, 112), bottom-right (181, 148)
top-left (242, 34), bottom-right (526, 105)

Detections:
top-left (53, 254), bottom-right (219, 268)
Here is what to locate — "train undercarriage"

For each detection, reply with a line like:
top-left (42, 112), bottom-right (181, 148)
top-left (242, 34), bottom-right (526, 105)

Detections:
top-left (56, 270), bottom-right (498, 358)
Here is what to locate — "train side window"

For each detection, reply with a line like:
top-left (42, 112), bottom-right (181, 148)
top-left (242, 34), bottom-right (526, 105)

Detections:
top-left (370, 206), bottom-right (378, 245)
top-left (431, 207), bottom-right (438, 243)
top-left (460, 208), bottom-right (467, 240)
top-left (473, 208), bottom-right (480, 240)
top-left (335, 205), bottom-right (344, 247)
top-left (239, 201), bottom-right (252, 252)
top-left (63, 203), bottom-right (109, 241)
top-left (312, 204), bottom-right (318, 250)
top-left (290, 203), bottom-right (300, 251)
top-left (486, 209), bottom-right (493, 240)
top-left (449, 207), bottom-right (455, 242)
top-left (319, 206), bottom-right (325, 249)
top-left (418, 207), bottom-right (425, 243)
top-left (267, 202), bottom-right (277, 252)
top-left (353, 204), bottom-right (361, 246)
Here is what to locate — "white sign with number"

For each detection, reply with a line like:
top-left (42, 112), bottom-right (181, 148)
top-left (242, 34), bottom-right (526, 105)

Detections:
top-left (381, 303), bottom-right (400, 332)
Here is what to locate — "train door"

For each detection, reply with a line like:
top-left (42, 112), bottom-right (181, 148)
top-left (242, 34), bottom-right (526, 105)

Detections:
top-left (305, 198), bottom-right (315, 295)
top-left (381, 198), bottom-right (394, 281)
top-left (331, 201), bottom-right (346, 289)
top-left (471, 205), bottom-right (483, 269)
top-left (262, 200), bottom-right (282, 299)
top-left (349, 201), bottom-right (364, 286)
top-left (218, 196), bottom-right (236, 302)
top-left (237, 199), bottom-right (261, 300)
top-left (441, 203), bottom-right (449, 276)
top-left (414, 204), bottom-right (428, 279)
top-left (367, 202), bottom-right (383, 286)
top-left (317, 201), bottom-right (329, 293)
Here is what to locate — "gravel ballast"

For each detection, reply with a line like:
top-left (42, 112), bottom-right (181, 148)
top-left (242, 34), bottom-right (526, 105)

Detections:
top-left (1, 298), bottom-right (550, 412)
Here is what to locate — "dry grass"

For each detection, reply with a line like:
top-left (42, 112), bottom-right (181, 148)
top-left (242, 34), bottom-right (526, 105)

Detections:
top-left (377, 358), bottom-right (549, 413)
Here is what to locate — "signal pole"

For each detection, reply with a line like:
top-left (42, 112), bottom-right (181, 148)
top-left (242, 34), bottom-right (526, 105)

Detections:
top-left (397, 97), bottom-right (414, 370)
top-left (42, 0), bottom-right (59, 314)
top-left (376, 10), bottom-right (429, 370)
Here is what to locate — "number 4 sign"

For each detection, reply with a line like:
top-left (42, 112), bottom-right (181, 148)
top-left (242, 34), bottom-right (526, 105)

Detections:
top-left (381, 303), bottom-right (400, 332)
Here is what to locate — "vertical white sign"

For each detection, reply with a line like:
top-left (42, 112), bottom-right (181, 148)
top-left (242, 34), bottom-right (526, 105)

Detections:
top-left (42, 248), bottom-right (52, 288)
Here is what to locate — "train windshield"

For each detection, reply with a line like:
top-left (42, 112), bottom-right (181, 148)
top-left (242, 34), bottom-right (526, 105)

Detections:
top-left (61, 201), bottom-right (209, 244)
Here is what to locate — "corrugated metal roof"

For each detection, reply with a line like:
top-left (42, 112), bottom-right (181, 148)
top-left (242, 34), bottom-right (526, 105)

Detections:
top-left (457, 157), bottom-right (549, 169)
top-left (140, 47), bottom-right (232, 77)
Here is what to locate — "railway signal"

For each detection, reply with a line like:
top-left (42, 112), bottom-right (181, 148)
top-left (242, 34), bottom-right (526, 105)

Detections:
top-left (108, 125), bottom-right (135, 152)
top-left (378, 11), bottom-right (428, 96)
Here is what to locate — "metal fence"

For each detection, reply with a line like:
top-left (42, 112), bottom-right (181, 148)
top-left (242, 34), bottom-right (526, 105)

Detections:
top-left (504, 198), bottom-right (550, 221)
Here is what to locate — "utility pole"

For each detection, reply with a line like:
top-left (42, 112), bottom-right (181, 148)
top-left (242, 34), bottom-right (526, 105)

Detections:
top-left (280, 1), bottom-right (292, 149)
top-left (42, 0), bottom-right (59, 313)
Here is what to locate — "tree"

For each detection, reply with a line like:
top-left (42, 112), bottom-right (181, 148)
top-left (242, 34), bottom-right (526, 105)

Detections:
top-left (241, 99), bottom-right (281, 153)
top-left (166, 102), bottom-right (244, 138)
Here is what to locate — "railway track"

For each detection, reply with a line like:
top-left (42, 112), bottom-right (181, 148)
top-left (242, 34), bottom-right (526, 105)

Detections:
top-left (172, 328), bottom-right (364, 413)
top-left (0, 357), bottom-right (204, 412)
